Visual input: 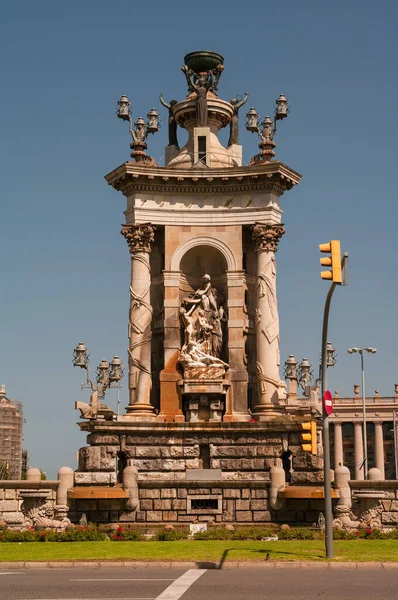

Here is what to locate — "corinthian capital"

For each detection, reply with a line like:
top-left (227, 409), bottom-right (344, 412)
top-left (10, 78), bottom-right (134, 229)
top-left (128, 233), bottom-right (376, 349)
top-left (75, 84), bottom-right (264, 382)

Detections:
top-left (252, 223), bottom-right (285, 252)
top-left (121, 223), bottom-right (156, 254)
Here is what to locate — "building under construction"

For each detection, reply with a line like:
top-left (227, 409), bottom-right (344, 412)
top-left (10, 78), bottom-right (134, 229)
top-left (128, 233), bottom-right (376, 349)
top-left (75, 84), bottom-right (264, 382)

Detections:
top-left (0, 385), bottom-right (23, 479)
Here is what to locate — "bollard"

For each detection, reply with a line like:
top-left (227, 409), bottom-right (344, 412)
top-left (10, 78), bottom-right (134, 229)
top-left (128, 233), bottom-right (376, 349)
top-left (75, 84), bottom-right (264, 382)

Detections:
top-left (123, 465), bottom-right (139, 511)
top-left (269, 460), bottom-right (286, 510)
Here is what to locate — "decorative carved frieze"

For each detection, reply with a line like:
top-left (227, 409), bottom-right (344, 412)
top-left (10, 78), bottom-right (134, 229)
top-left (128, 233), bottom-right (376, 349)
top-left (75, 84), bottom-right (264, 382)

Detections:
top-left (119, 181), bottom-right (288, 197)
top-left (121, 224), bottom-right (156, 254)
top-left (252, 223), bottom-right (285, 252)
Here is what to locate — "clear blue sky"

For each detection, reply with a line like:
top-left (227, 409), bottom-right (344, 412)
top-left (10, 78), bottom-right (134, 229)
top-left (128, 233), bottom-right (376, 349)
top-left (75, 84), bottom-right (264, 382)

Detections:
top-left (1, 1), bottom-right (397, 477)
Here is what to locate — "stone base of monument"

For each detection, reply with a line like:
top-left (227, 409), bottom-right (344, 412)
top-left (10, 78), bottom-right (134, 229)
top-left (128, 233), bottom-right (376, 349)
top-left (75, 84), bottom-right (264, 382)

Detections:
top-left (72, 417), bottom-right (329, 526)
top-left (185, 395), bottom-right (224, 422)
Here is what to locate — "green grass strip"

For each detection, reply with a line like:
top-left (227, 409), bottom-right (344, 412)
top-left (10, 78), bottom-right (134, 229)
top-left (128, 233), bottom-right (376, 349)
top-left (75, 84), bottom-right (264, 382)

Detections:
top-left (0, 540), bottom-right (397, 562)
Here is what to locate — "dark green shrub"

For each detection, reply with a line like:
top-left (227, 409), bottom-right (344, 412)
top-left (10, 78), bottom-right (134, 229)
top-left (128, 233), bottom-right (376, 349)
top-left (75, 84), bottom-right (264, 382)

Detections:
top-left (232, 527), bottom-right (277, 541)
top-left (0, 530), bottom-right (38, 542)
top-left (278, 527), bottom-right (318, 540)
top-left (156, 529), bottom-right (188, 541)
top-left (194, 528), bottom-right (232, 540)
top-left (59, 526), bottom-right (106, 542)
top-left (333, 528), bottom-right (357, 540)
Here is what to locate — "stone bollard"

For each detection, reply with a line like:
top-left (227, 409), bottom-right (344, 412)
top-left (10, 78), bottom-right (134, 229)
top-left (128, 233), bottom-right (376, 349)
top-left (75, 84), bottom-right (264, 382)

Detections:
top-left (334, 465), bottom-right (351, 508)
top-left (368, 467), bottom-right (383, 481)
top-left (269, 460), bottom-right (286, 510)
top-left (123, 465), bottom-right (139, 511)
top-left (333, 465), bottom-right (357, 528)
top-left (56, 467), bottom-right (74, 506)
top-left (26, 468), bottom-right (41, 483)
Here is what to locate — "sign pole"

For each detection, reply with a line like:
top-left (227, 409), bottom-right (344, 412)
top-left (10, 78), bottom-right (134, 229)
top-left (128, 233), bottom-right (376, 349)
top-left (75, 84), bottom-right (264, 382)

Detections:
top-left (320, 252), bottom-right (348, 558)
top-left (321, 284), bottom-right (335, 559)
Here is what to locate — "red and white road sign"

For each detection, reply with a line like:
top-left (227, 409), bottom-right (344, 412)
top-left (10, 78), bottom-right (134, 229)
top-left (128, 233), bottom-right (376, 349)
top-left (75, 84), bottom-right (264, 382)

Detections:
top-left (323, 390), bottom-right (333, 416)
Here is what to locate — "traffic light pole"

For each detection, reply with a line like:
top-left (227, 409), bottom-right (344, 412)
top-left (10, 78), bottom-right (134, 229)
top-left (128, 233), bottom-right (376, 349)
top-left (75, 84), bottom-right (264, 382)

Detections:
top-left (321, 253), bottom-right (348, 559)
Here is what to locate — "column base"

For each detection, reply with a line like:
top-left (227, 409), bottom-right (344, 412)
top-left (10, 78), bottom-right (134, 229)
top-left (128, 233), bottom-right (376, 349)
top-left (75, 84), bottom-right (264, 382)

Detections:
top-left (124, 403), bottom-right (157, 422)
top-left (252, 401), bottom-right (285, 421)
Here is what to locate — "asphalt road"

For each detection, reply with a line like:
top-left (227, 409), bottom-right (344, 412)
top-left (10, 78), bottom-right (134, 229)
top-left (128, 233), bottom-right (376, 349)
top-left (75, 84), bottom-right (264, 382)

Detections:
top-left (0, 566), bottom-right (397, 600)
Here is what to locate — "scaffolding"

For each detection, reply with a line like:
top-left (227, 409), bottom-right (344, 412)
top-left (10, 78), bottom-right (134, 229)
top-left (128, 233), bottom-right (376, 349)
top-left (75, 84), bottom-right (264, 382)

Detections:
top-left (0, 385), bottom-right (23, 479)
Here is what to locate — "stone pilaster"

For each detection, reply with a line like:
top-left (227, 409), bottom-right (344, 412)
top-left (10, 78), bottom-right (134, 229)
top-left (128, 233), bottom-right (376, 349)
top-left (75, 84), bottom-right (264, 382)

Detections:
top-left (251, 223), bottom-right (286, 420)
top-left (223, 270), bottom-right (250, 422)
top-left (354, 422), bottom-right (364, 481)
top-left (121, 224), bottom-right (156, 420)
top-left (158, 271), bottom-right (185, 422)
top-left (333, 422), bottom-right (344, 469)
top-left (374, 421), bottom-right (385, 479)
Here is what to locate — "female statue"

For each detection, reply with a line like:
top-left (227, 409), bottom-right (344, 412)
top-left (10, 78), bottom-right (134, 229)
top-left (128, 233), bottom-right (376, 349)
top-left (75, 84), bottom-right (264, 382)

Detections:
top-left (159, 95), bottom-right (179, 147)
top-left (192, 77), bottom-right (211, 127)
top-left (228, 93), bottom-right (249, 146)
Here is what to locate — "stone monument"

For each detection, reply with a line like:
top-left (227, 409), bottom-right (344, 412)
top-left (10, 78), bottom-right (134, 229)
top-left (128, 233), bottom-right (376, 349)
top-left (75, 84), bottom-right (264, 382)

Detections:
top-left (72, 52), bottom-right (328, 527)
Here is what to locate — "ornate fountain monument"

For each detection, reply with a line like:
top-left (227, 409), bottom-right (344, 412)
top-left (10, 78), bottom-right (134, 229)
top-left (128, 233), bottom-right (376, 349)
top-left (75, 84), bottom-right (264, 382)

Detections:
top-left (71, 52), bottom-right (326, 527)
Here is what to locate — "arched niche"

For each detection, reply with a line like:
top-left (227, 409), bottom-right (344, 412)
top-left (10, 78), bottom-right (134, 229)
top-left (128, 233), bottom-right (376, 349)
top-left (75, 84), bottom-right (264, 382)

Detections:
top-left (170, 236), bottom-right (237, 273)
top-left (177, 243), bottom-right (229, 364)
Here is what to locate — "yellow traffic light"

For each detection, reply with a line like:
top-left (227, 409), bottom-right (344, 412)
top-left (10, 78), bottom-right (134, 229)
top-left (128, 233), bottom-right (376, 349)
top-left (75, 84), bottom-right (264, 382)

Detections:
top-left (319, 240), bottom-right (342, 283)
top-left (300, 421), bottom-right (317, 454)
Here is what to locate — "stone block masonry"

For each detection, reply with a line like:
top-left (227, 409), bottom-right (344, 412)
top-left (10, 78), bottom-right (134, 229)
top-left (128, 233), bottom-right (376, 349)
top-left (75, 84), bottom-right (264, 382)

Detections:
top-left (73, 422), bottom-right (328, 524)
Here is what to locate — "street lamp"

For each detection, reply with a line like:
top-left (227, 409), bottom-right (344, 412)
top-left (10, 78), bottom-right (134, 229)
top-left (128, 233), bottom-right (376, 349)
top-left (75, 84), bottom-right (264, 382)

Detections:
top-left (284, 355), bottom-right (314, 388)
top-left (116, 95), bottom-right (160, 163)
top-left (347, 347), bottom-right (377, 479)
top-left (326, 341), bottom-right (337, 367)
top-left (245, 94), bottom-right (290, 162)
top-left (73, 342), bottom-right (124, 414)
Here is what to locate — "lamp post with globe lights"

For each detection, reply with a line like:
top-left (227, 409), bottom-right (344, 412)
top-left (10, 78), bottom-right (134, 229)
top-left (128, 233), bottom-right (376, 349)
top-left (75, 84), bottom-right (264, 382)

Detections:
top-left (73, 342), bottom-right (124, 418)
top-left (347, 347), bottom-right (377, 479)
top-left (246, 94), bottom-right (289, 162)
top-left (116, 95), bottom-right (160, 163)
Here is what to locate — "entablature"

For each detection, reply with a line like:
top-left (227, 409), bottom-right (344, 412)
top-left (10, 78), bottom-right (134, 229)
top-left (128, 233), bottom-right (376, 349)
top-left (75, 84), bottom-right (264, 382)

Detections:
top-left (105, 161), bottom-right (302, 197)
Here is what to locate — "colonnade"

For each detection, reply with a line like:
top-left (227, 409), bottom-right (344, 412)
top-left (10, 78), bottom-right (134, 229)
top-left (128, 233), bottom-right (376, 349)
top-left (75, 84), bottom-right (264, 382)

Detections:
top-left (333, 421), bottom-right (387, 480)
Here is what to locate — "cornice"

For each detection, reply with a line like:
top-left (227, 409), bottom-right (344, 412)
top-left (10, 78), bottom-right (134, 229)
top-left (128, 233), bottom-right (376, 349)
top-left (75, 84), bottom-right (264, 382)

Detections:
top-left (105, 161), bottom-right (302, 197)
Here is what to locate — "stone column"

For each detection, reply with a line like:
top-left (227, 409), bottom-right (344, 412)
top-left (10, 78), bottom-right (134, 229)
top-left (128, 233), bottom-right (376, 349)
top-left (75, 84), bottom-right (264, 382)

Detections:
top-left (374, 421), bottom-right (385, 479)
top-left (333, 422), bottom-right (344, 469)
top-left (354, 422), bottom-right (364, 481)
top-left (251, 223), bottom-right (286, 419)
top-left (121, 224), bottom-right (156, 420)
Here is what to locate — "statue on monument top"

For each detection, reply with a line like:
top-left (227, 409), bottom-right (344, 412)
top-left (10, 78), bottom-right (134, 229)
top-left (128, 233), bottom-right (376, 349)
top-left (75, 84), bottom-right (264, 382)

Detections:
top-left (159, 95), bottom-right (179, 147)
top-left (179, 274), bottom-right (228, 368)
top-left (228, 93), bottom-right (249, 146)
top-left (181, 51), bottom-right (225, 128)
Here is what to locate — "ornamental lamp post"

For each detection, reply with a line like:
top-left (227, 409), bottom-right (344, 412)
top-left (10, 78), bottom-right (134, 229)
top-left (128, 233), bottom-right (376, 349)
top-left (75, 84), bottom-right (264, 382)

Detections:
top-left (116, 95), bottom-right (131, 121)
top-left (109, 356), bottom-right (123, 383)
top-left (96, 360), bottom-right (110, 390)
top-left (275, 93), bottom-right (289, 121)
top-left (72, 342), bottom-right (124, 412)
top-left (72, 342), bottom-right (89, 369)
top-left (284, 354), bottom-right (298, 381)
top-left (347, 347), bottom-right (377, 479)
top-left (116, 95), bottom-right (160, 162)
top-left (146, 108), bottom-right (160, 134)
top-left (245, 94), bottom-right (289, 162)
top-left (326, 341), bottom-right (337, 367)
top-left (298, 358), bottom-right (313, 386)
top-left (245, 107), bottom-right (260, 132)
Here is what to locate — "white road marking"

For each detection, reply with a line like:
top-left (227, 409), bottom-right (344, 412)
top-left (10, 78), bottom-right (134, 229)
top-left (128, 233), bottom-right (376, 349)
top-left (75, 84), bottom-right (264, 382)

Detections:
top-left (155, 569), bottom-right (207, 600)
top-left (20, 598), bottom-right (155, 600)
top-left (0, 572), bottom-right (22, 575)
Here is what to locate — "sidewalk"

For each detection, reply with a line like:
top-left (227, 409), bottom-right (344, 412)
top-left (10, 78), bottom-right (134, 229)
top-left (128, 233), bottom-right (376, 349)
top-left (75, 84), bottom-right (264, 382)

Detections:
top-left (1, 561), bottom-right (398, 570)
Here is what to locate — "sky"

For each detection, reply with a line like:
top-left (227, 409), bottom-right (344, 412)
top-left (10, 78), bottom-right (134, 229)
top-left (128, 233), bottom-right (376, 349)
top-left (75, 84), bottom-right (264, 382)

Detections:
top-left (1, 1), bottom-right (397, 477)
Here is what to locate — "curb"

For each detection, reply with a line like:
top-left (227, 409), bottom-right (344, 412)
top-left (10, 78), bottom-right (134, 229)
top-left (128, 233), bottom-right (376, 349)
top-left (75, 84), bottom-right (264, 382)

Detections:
top-left (1, 561), bottom-right (398, 570)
